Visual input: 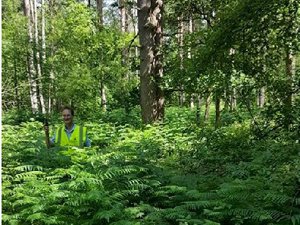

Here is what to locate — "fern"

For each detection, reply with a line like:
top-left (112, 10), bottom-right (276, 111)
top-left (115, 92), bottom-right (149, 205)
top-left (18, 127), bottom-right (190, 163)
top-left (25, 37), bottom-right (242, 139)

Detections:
top-left (291, 214), bottom-right (300, 225)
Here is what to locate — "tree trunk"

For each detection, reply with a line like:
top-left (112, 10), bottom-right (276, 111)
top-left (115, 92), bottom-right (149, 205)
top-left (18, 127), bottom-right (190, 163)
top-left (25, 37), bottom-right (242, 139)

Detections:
top-left (24, 0), bottom-right (39, 113)
top-left (204, 93), bottom-right (211, 123)
top-left (190, 94), bottom-right (195, 109)
top-left (257, 87), bottom-right (265, 108)
top-left (178, 16), bottom-right (185, 106)
top-left (230, 87), bottom-right (237, 111)
top-left (215, 90), bottom-right (221, 128)
top-left (118, 0), bottom-right (127, 32)
top-left (96, 0), bottom-right (103, 26)
top-left (47, 0), bottom-right (55, 113)
top-left (138, 0), bottom-right (164, 124)
top-left (100, 81), bottom-right (107, 111)
top-left (95, 0), bottom-right (107, 112)
top-left (196, 95), bottom-right (202, 126)
top-left (31, 0), bottom-right (46, 113)
top-left (284, 50), bottom-right (295, 128)
top-left (13, 55), bottom-right (20, 110)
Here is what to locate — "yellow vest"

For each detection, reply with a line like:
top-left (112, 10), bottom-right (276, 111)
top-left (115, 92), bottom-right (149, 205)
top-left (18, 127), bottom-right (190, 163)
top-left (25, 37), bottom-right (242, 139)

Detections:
top-left (55, 125), bottom-right (87, 147)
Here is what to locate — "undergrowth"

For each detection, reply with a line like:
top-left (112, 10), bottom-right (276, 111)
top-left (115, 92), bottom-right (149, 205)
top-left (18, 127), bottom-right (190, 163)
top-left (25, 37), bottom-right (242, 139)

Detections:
top-left (2, 108), bottom-right (300, 225)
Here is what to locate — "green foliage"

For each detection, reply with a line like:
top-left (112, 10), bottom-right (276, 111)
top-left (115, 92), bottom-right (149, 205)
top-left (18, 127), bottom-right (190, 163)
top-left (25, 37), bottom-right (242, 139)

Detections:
top-left (3, 107), bottom-right (300, 224)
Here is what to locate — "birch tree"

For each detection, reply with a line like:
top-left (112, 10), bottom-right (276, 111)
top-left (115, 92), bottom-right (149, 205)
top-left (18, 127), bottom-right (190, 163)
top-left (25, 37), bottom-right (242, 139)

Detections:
top-left (23, 0), bottom-right (39, 113)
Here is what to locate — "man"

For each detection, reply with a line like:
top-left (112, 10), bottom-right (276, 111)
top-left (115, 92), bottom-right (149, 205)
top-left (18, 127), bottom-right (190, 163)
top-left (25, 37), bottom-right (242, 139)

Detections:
top-left (45, 106), bottom-right (91, 148)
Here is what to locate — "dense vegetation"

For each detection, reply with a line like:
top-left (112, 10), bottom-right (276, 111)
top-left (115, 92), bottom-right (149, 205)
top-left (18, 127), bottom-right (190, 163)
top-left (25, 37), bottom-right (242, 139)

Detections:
top-left (2, 0), bottom-right (300, 224)
top-left (2, 107), bottom-right (300, 225)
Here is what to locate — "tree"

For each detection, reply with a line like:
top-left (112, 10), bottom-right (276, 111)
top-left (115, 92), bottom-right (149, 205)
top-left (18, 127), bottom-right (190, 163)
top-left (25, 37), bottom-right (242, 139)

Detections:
top-left (23, 0), bottom-right (40, 113)
top-left (138, 0), bottom-right (164, 124)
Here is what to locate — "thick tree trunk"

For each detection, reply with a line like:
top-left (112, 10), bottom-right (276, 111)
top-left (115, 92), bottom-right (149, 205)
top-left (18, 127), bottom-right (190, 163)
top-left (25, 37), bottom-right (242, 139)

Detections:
top-left (138, 0), bottom-right (164, 124)
top-left (24, 0), bottom-right (39, 113)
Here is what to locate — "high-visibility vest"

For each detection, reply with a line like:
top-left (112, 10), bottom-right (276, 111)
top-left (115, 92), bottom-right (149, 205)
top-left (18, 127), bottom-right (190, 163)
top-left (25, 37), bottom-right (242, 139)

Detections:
top-left (55, 125), bottom-right (87, 147)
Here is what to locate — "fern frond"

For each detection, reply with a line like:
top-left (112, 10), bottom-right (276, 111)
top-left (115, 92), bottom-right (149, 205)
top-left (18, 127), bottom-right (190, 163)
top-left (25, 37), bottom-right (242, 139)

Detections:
top-left (295, 198), bottom-right (300, 205)
top-left (14, 165), bottom-right (44, 172)
top-left (184, 200), bottom-right (221, 210)
top-left (186, 190), bottom-right (218, 200)
top-left (93, 208), bottom-right (119, 222)
top-left (15, 171), bottom-right (45, 179)
top-left (291, 214), bottom-right (300, 225)
top-left (263, 192), bottom-right (291, 204)
top-left (228, 208), bottom-right (273, 221)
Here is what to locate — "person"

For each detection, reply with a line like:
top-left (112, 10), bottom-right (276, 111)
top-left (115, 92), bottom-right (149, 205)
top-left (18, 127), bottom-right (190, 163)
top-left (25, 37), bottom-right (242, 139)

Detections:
top-left (45, 106), bottom-right (91, 148)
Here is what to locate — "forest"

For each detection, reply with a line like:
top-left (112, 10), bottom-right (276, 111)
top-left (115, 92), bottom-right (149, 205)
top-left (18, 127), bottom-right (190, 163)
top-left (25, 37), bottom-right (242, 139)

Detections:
top-left (2, 0), bottom-right (300, 224)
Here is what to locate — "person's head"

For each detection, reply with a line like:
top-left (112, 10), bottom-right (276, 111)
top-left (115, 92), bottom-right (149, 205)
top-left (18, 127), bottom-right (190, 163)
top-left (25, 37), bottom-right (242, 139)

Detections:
top-left (61, 106), bottom-right (74, 127)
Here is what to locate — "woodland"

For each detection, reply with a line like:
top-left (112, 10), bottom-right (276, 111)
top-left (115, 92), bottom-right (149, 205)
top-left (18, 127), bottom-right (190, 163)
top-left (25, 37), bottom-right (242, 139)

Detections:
top-left (2, 0), bottom-right (300, 224)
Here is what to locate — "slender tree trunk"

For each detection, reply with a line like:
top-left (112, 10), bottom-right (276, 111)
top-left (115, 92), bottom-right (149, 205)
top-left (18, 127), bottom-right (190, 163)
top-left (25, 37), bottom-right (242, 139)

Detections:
top-left (119, 0), bottom-right (129, 67)
top-left (190, 94), bottom-right (195, 109)
top-left (96, 0), bottom-right (103, 26)
top-left (47, 0), bottom-right (56, 113)
top-left (284, 50), bottom-right (295, 128)
top-left (178, 16), bottom-right (185, 106)
top-left (257, 87), bottom-right (265, 108)
top-left (24, 0), bottom-right (39, 113)
top-left (204, 93), bottom-right (211, 122)
top-left (31, 0), bottom-right (46, 113)
top-left (215, 90), bottom-right (221, 128)
top-left (95, 0), bottom-right (107, 112)
top-left (100, 80), bottom-right (107, 111)
top-left (188, 16), bottom-right (195, 109)
top-left (119, 0), bottom-right (127, 32)
top-left (138, 0), bottom-right (164, 123)
top-left (13, 56), bottom-right (20, 110)
top-left (230, 87), bottom-right (237, 111)
top-left (196, 95), bottom-right (202, 126)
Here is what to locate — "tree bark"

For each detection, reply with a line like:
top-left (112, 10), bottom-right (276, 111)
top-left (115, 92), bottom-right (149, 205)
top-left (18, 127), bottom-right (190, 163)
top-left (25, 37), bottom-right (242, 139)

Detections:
top-left (95, 0), bottom-right (107, 112)
top-left (32, 0), bottom-right (46, 114)
top-left (48, 0), bottom-right (56, 113)
top-left (196, 95), bottom-right (202, 126)
top-left (13, 55), bottom-right (20, 110)
top-left (178, 16), bottom-right (185, 106)
top-left (215, 90), bottom-right (221, 128)
top-left (100, 80), bottom-right (107, 111)
top-left (230, 87), bottom-right (237, 111)
top-left (257, 87), bottom-right (265, 108)
top-left (284, 50), bottom-right (295, 128)
top-left (138, 0), bottom-right (164, 124)
top-left (24, 0), bottom-right (39, 113)
top-left (118, 0), bottom-right (127, 32)
top-left (204, 93), bottom-right (211, 122)
top-left (96, 0), bottom-right (103, 26)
